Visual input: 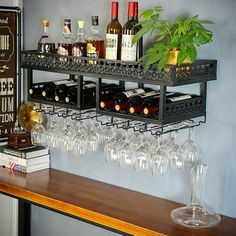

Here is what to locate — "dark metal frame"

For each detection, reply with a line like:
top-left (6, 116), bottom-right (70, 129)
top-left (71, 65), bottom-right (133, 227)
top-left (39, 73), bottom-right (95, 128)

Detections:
top-left (21, 50), bottom-right (216, 131)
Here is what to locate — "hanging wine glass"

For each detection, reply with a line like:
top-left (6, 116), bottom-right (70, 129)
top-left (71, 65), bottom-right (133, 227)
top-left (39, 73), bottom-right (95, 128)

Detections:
top-left (170, 164), bottom-right (221, 228)
top-left (151, 136), bottom-right (169, 175)
top-left (181, 128), bottom-right (199, 168)
top-left (133, 136), bottom-right (151, 172)
top-left (31, 111), bottom-right (47, 146)
top-left (168, 131), bottom-right (185, 169)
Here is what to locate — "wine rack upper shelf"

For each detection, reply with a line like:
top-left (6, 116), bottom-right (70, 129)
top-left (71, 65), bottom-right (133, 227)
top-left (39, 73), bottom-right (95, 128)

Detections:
top-left (21, 50), bottom-right (217, 87)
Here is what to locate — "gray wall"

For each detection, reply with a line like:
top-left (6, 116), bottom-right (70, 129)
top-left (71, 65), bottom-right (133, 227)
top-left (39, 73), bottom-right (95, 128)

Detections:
top-left (22, 0), bottom-right (236, 235)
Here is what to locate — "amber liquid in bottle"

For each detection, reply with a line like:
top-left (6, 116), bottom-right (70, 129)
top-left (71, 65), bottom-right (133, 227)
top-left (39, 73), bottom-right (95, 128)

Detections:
top-left (87, 16), bottom-right (105, 59)
top-left (105, 1), bottom-right (122, 60)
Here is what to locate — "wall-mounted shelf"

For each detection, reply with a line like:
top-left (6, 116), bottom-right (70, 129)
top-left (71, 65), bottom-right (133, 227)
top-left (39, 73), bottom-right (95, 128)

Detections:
top-left (21, 50), bottom-right (217, 86)
top-left (21, 50), bottom-right (217, 131)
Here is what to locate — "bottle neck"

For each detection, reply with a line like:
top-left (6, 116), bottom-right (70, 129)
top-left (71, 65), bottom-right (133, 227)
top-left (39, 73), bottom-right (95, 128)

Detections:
top-left (43, 25), bottom-right (49, 37)
top-left (63, 20), bottom-right (72, 38)
top-left (133, 2), bottom-right (139, 23)
top-left (111, 2), bottom-right (119, 20)
top-left (127, 1), bottom-right (135, 21)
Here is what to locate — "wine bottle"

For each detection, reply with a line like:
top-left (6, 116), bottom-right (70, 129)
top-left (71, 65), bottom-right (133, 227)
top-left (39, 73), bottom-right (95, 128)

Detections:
top-left (114, 88), bottom-right (153, 112)
top-left (54, 81), bottom-right (78, 102)
top-left (87, 16), bottom-right (105, 59)
top-left (57, 19), bottom-right (73, 57)
top-left (99, 84), bottom-right (124, 110)
top-left (105, 1), bottom-right (122, 60)
top-left (121, 1), bottom-right (142, 61)
top-left (65, 81), bottom-right (96, 105)
top-left (29, 82), bottom-right (45, 99)
top-left (72, 20), bottom-right (87, 57)
top-left (143, 93), bottom-right (194, 116)
top-left (37, 19), bottom-right (56, 55)
top-left (128, 90), bottom-right (160, 114)
top-left (41, 79), bottom-right (74, 101)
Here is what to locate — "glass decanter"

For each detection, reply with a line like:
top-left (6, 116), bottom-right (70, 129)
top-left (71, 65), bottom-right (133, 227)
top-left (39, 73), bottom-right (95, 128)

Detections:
top-left (170, 164), bottom-right (221, 228)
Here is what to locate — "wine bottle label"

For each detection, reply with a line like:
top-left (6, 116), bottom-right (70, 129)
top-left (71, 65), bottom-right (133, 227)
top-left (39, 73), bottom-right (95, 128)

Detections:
top-left (121, 35), bottom-right (137, 61)
top-left (57, 45), bottom-right (69, 56)
top-left (54, 80), bottom-right (77, 86)
top-left (140, 91), bottom-right (159, 98)
top-left (83, 83), bottom-right (96, 89)
top-left (87, 42), bottom-right (98, 58)
top-left (105, 33), bottom-right (118, 60)
top-left (168, 95), bottom-right (192, 102)
top-left (123, 88), bottom-right (145, 98)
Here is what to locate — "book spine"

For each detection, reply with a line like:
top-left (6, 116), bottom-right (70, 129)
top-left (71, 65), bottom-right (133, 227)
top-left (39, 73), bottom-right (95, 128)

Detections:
top-left (3, 149), bottom-right (26, 158)
top-left (0, 153), bottom-right (27, 166)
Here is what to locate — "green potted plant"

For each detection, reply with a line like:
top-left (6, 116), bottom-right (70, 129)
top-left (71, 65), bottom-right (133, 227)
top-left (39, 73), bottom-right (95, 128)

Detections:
top-left (132, 6), bottom-right (214, 72)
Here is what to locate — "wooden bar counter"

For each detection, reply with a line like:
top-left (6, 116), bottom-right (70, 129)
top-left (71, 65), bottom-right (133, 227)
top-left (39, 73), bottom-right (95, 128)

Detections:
top-left (0, 166), bottom-right (235, 236)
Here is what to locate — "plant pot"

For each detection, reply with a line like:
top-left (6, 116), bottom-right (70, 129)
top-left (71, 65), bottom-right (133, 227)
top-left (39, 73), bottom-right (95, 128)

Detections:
top-left (165, 48), bottom-right (190, 73)
top-left (167, 48), bottom-right (190, 65)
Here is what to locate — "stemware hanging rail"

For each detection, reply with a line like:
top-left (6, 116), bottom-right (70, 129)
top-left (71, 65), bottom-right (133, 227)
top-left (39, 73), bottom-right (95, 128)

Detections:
top-left (34, 103), bottom-right (205, 135)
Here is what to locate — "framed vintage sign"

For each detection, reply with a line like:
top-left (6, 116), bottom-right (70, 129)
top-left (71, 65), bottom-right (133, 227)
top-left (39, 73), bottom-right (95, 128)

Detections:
top-left (0, 7), bottom-right (21, 141)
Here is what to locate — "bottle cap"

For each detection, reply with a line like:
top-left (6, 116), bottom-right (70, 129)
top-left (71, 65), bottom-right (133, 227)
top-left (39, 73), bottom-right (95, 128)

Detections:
top-left (128, 2), bottom-right (135, 17)
top-left (29, 89), bottom-right (33, 95)
top-left (55, 96), bottom-right (59, 101)
top-left (78, 21), bottom-right (85, 28)
top-left (42, 91), bottom-right (46, 97)
top-left (111, 2), bottom-right (119, 18)
top-left (143, 107), bottom-right (149, 115)
top-left (42, 19), bottom-right (49, 27)
top-left (100, 101), bottom-right (105, 108)
top-left (115, 104), bottom-right (120, 111)
top-left (129, 107), bottom-right (135, 113)
top-left (65, 97), bottom-right (70, 103)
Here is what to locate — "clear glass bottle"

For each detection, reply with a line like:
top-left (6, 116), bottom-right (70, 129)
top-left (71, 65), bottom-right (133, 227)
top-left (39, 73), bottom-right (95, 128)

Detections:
top-left (72, 20), bottom-right (87, 57)
top-left (105, 1), bottom-right (122, 60)
top-left (87, 16), bottom-right (105, 59)
top-left (170, 164), bottom-right (221, 229)
top-left (37, 19), bottom-right (56, 54)
top-left (57, 19), bottom-right (73, 56)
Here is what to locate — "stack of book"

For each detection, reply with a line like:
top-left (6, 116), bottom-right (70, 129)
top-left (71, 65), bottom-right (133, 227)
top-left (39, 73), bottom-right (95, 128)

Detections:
top-left (0, 144), bottom-right (50, 173)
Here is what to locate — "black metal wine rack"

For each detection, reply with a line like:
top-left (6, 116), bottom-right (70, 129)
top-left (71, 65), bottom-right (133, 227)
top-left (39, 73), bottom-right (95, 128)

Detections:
top-left (21, 50), bottom-right (217, 126)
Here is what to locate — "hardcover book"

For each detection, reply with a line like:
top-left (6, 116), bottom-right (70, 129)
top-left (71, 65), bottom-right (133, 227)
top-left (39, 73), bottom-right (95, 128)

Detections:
top-left (0, 153), bottom-right (50, 167)
top-left (0, 144), bottom-right (49, 159)
top-left (0, 158), bottom-right (50, 173)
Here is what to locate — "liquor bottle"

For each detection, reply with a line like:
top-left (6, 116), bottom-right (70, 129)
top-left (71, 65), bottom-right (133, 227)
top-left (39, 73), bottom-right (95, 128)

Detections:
top-left (54, 81), bottom-right (78, 102)
top-left (29, 82), bottom-right (45, 99)
top-left (57, 19), bottom-right (73, 57)
top-left (114, 88), bottom-right (153, 112)
top-left (128, 90), bottom-right (159, 114)
top-left (121, 1), bottom-right (142, 61)
top-left (143, 93), bottom-right (194, 116)
top-left (37, 19), bottom-right (56, 55)
top-left (41, 79), bottom-right (74, 101)
top-left (105, 1), bottom-right (122, 60)
top-left (72, 21), bottom-right (87, 57)
top-left (87, 16), bottom-right (105, 59)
